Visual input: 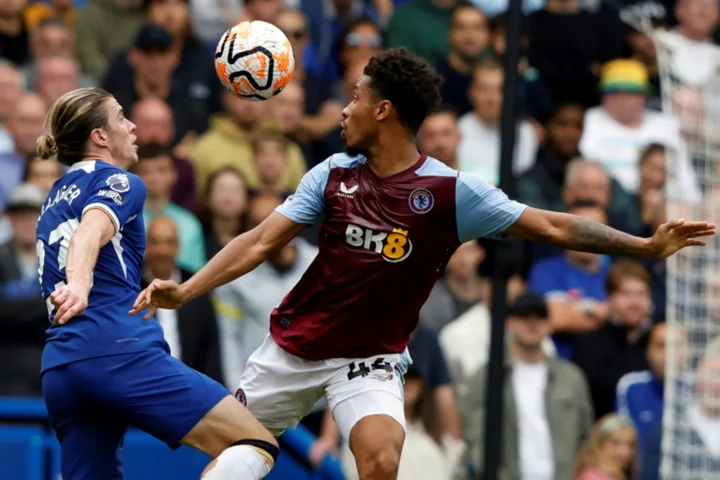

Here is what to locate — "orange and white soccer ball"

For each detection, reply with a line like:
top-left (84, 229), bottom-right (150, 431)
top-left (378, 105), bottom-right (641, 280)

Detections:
top-left (214, 20), bottom-right (295, 101)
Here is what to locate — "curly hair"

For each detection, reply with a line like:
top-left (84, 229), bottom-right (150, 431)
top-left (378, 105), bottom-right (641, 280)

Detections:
top-left (364, 48), bottom-right (444, 134)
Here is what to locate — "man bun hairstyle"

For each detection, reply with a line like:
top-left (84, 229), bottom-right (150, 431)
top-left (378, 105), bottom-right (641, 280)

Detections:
top-left (37, 87), bottom-right (113, 166)
top-left (364, 48), bottom-right (444, 134)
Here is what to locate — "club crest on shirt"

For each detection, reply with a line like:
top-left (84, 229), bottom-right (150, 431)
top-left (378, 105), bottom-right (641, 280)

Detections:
top-left (408, 188), bottom-right (434, 214)
top-left (234, 387), bottom-right (247, 406)
top-left (106, 173), bottom-right (130, 193)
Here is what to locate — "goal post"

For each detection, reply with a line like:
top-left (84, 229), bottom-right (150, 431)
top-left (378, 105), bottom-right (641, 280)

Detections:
top-left (655, 29), bottom-right (720, 480)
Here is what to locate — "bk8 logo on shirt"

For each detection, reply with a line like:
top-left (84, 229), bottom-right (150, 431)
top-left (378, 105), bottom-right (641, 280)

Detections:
top-left (345, 224), bottom-right (413, 263)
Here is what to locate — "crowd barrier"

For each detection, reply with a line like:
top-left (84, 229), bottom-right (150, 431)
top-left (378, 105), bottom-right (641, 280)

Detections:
top-left (0, 397), bottom-right (345, 480)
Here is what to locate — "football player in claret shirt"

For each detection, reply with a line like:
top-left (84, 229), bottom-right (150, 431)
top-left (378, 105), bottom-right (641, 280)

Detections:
top-left (132, 48), bottom-right (714, 479)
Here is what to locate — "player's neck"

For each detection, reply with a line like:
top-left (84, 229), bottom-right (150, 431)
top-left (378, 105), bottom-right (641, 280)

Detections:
top-left (366, 138), bottom-right (421, 178)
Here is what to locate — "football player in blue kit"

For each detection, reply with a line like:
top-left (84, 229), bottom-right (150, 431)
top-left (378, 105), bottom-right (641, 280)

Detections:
top-left (36, 88), bottom-right (278, 479)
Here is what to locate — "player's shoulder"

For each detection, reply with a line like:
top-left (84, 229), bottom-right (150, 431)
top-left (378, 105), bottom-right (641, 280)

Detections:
top-left (325, 152), bottom-right (367, 171)
top-left (414, 156), bottom-right (459, 179)
top-left (86, 161), bottom-right (144, 193)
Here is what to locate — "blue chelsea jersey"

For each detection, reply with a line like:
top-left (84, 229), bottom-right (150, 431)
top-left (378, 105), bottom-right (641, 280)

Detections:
top-left (37, 160), bottom-right (167, 372)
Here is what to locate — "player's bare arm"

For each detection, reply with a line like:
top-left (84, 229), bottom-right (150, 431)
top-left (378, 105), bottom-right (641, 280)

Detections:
top-left (506, 207), bottom-right (716, 259)
top-left (51, 208), bottom-right (117, 325)
top-left (130, 212), bottom-right (305, 319)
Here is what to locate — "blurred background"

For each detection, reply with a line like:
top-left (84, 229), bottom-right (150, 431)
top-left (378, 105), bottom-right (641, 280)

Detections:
top-left (1, 0), bottom-right (720, 478)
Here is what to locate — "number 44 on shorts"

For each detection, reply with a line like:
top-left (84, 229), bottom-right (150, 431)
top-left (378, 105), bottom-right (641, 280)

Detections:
top-left (346, 358), bottom-right (394, 381)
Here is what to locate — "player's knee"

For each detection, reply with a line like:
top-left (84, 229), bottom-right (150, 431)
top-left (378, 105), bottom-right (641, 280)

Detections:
top-left (201, 439), bottom-right (279, 479)
top-left (358, 444), bottom-right (401, 479)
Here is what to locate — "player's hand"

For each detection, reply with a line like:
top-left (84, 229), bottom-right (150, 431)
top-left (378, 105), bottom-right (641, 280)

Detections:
top-left (51, 283), bottom-right (89, 325)
top-left (308, 436), bottom-right (339, 467)
top-left (129, 279), bottom-right (188, 320)
top-left (648, 219), bottom-right (716, 259)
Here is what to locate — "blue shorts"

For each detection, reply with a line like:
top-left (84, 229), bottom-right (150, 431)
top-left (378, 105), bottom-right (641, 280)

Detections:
top-left (42, 347), bottom-right (229, 480)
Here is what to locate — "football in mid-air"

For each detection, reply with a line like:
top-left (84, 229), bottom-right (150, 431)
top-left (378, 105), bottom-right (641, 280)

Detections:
top-left (214, 20), bottom-right (295, 101)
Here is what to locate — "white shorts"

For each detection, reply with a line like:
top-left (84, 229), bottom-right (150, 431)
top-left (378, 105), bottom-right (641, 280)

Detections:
top-left (234, 335), bottom-right (412, 439)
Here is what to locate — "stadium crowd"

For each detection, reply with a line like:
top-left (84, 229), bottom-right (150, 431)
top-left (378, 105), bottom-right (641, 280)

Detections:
top-left (1, 0), bottom-right (719, 478)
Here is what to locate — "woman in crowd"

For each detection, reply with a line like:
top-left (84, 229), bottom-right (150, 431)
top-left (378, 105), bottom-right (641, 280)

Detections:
top-left (575, 414), bottom-right (638, 480)
top-left (201, 166), bottom-right (248, 260)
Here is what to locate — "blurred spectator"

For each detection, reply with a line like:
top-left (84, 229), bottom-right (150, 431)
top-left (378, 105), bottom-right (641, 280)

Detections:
top-left (0, 0), bottom-right (30, 66)
top-left (75, 0), bottom-right (145, 79)
top-left (342, 365), bottom-right (462, 480)
top-left (141, 216), bottom-right (223, 382)
top-left (470, 0), bottom-right (544, 17)
top-left (408, 323), bottom-right (462, 441)
top-left (435, 2), bottom-right (491, 116)
top-left (0, 92), bottom-right (47, 212)
top-left (527, 0), bottom-right (624, 108)
top-left (337, 58), bottom-right (368, 106)
top-left (458, 59), bottom-right (538, 184)
top-left (267, 81), bottom-right (312, 162)
top-left (616, 322), bottom-right (670, 456)
top-left (335, 18), bottom-right (384, 83)
top-left (214, 192), bottom-right (318, 388)
top-left (574, 414), bottom-right (638, 480)
top-left (201, 166), bottom-right (248, 260)
top-left (635, 144), bottom-right (666, 235)
top-left (105, 25), bottom-right (210, 148)
top-left (300, 0), bottom-right (385, 83)
top-left (104, 0), bottom-right (222, 115)
top-left (418, 105), bottom-right (461, 169)
top-left (0, 183), bottom-right (47, 396)
top-left (281, 7), bottom-right (343, 166)
top-left (130, 96), bottom-right (198, 212)
top-left (460, 292), bottom-right (593, 480)
top-left (35, 56), bottom-right (80, 105)
top-left (251, 129), bottom-right (294, 198)
top-left (573, 260), bottom-right (652, 420)
top-left (489, 14), bottom-right (552, 125)
top-left (668, 0), bottom-right (719, 85)
top-left (24, 0), bottom-right (75, 30)
top-left (273, 7), bottom-right (330, 83)
top-left (579, 59), bottom-right (700, 202)
top-left (240, 0), bottom-right (284, 22)
top-left (625, 10), bottom-right (667, 111)
top-left (528, 202), bottom-right (612, 360)
top-left (387, 0), bottom-right (455, 66)
top-left (641, 342), bottom-right (720, 478)
top-left (188, 0), bottom-right (241, 43)
top-left (133, 144), bottom-right (206, 272)
top-left (0, 61), bottom-right (24, 154)
top-left (421, 240), bottom-right (486, 332)
top-left (191, 91), bottom-right (306, 197)
top-left (23, 18), bottom-right (96, 91)
top-left (23, 156), bottom-right (62, 194)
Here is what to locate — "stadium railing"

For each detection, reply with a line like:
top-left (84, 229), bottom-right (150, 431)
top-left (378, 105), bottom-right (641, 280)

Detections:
top-left (0, 396), bottom-right (346, 480)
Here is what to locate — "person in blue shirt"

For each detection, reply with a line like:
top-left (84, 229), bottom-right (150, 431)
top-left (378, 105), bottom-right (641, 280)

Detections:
top-left (36, 87), bottom-right (277, 479)
top-left (528, 201), bottom-right (613, 359)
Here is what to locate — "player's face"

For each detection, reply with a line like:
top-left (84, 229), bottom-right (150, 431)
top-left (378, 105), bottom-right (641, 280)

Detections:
top-left (103, 98), bottom-right (138, 168)
top-left (341, 75), bottom-right (379, 157)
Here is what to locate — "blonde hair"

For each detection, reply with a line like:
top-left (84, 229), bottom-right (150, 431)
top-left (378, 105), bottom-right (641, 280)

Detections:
top-left (37, 87), bottom-right (113, 166)
top-left (574, 414), bottom-right (638, 479)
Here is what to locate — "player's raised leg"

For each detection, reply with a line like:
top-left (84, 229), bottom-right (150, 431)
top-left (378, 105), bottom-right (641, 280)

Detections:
top-left (183, 396), bottom-right (279, 479)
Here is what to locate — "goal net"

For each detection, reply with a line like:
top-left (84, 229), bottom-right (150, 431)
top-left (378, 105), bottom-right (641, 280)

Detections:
top-left (655, 29), bottom-right (720, 480)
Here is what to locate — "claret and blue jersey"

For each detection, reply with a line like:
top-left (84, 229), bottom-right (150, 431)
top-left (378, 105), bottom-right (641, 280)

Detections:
top-left (36, 160), bottom-right (167, 372)
top-left (270, 153), bottom-right (527, 360)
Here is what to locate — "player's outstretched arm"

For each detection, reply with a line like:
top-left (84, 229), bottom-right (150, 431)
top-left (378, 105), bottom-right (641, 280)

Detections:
top-left (51, 209), bottom-right (117, 325)
top-left (131, 212), bottom-right (305, 319)
top-left (505, 207), bottom-right (716, 259)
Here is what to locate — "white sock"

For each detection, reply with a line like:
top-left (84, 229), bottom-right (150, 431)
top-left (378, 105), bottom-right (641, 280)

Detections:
top-left (201, 445), bottom-right (274, 479)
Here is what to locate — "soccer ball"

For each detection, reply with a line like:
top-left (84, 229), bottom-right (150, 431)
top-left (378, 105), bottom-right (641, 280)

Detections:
top-left (214, 20), bottom-right (295, 101)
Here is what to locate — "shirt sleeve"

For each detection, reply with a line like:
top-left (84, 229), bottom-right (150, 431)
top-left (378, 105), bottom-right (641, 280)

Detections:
top-left (83, 170), bottom-right (146, 234)
top-left (275, 157), bottom-right (331, 224)
top-left (455, 172), bottom-right (527, 242)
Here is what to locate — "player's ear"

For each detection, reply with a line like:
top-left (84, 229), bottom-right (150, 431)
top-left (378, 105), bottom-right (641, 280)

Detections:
top-left (375, 100), bottom-right (392, 122)
top-left (89, 127), bottom-right (109, 148)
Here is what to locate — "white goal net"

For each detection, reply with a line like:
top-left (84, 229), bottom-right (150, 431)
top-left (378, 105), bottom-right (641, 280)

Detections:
top-left (655, 29), bottom-right (720, 480)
